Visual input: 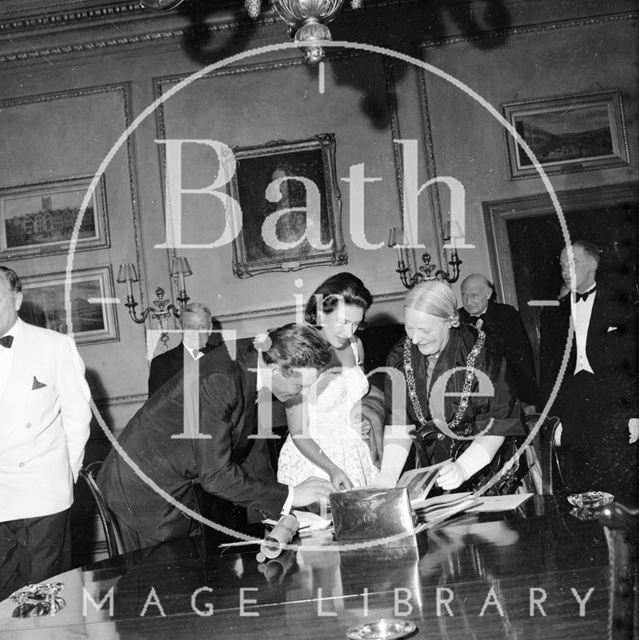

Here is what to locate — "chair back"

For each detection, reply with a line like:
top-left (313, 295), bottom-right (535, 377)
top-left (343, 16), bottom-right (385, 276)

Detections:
top-left (599, 502), bottom-right (639, 640)
top-left (78, 461), bottom-right (122, 559)
top-left (524, 413), bottom-right (563, 494)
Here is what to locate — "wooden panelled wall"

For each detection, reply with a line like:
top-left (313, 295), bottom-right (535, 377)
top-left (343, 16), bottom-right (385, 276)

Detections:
top-left (0, 0), bottom-right (637, 435)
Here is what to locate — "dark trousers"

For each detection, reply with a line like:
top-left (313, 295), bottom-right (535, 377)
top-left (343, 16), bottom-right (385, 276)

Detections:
top-left (118, 518), bottom-right (163, 554)
top-left (556, 371), bottom-right (639, 505)
top-left (0, 509), bottom-right (71, 602)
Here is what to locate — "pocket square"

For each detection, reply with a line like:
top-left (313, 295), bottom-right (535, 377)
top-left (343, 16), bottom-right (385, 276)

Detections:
top-left (607, 326), bottom-right (618, 333)
top-left (32, 376), bottom-right (47, 390)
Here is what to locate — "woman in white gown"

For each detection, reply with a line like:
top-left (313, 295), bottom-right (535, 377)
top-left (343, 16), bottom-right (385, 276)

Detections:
top-left (277, 273), bottom-right (379, 489)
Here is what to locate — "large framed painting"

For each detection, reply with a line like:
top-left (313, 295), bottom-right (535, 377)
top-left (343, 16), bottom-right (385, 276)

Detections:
top-left (0, 175), bottom-right (109, 259)
top-left (229, 133), bottom-right (347, 277)
top-left (502, 90), bottom-right (630, 179)
top-left (19, 266), bottom-right (119, 345)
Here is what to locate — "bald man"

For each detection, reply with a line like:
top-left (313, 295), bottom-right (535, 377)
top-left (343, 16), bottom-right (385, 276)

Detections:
top-left (148, 302), bottom-right (222, 397)
top-left (459, 273), bottom-right (538, 410)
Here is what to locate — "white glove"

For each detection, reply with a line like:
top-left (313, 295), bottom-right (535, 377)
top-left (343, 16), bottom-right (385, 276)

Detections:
top-left (436, 442), bottom-right (492, 491)
top-left (369, 426), bottom-right (412, 488)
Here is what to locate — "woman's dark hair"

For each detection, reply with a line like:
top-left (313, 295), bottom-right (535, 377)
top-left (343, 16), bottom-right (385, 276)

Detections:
top-left (262, 323), bottom-right (333, 378)
top-left (304, 272), bottom-right (373, 327)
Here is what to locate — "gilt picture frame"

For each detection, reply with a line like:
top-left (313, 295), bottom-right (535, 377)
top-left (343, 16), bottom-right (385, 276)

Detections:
top-left (19, 266), bottom-right (119, 345)
top-left (229, 133), bottom-right (347, 277)
top-left (0, 175), bottom-right (109, 259)
top-left (502, 90), bottom-right (630, 179)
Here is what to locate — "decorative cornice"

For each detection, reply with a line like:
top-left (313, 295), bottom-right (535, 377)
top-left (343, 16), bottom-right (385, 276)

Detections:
top-left (0, 30), bottom-right (177, 64)
top-left (2, 5), bottom-right (635, 64)
top-left (419, 10), bottom-right (638, 48)
top-left (0, 7), bottom-right (282, 64)
top-left (0, 0), bottom-right (414, 34)
top-left (0, 4), bottom-right (142, 33)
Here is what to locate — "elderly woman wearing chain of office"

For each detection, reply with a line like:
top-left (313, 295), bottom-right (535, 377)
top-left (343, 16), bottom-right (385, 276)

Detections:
top-left (375, 281), bottom-right (526, 494)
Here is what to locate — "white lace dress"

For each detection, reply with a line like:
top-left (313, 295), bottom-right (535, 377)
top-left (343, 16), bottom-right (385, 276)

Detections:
top-left (277, 360), bottom-right (379, 488)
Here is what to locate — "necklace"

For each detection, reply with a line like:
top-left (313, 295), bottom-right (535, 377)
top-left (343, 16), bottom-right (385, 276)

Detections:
top-left (403, 325), bottom-right (486, 432)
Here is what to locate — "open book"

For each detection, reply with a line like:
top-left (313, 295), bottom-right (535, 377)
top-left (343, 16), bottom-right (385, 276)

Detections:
top-left (396, 460), bottom-right (480, 523)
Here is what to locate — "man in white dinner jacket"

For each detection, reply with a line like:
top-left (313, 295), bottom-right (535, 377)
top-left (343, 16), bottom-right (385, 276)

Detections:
top-left (0, 266), bottom-right (91, 600)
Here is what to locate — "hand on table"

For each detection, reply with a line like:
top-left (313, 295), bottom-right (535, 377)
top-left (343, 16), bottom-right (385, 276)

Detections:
top-left (629, 418), bottom-right (639, 444)
top-left (291, 477), bottom-right (334, 507)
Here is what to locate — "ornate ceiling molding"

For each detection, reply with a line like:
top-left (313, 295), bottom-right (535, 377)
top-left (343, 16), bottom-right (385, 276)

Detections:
top-left (419, 10), bottom-right (638, 48)
top-left (0, 3), bottom-right (143, 33)
top-left (1, 2), bottom-right (633, 65)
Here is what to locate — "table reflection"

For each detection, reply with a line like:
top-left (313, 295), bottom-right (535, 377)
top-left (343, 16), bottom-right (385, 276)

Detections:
top-left (0, 497), bottom-right (616, 640)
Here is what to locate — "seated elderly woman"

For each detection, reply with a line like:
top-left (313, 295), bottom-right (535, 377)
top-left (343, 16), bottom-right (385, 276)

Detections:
top-left (375, 281), bottom-right (526, 494)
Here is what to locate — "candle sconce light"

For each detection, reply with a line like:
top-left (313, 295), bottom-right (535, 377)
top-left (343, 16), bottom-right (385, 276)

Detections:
top-left (116, 257), bottom-right (192, 340)
top-left (388, 227), bottom-right (463, 289)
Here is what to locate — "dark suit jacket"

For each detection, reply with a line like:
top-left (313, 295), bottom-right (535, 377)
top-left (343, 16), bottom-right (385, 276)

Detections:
top-left (98, 339), bottom-right (288, 542)
top-left (539, 288), bottom-right (638, 501)
top-left (148, 334), bottom-right (222, 397)
top-left (459, 301), bottom-right (538, 405)
top-left (539, 288), bottom-right (638, 410)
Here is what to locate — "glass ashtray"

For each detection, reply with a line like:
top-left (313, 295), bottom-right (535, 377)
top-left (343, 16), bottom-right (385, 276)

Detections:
top-left (567, 491), bottom-right (614, 510)
top-left (346, 619), bottom-right (417, 640)
top-left (9, 582), bottom-right (66, 618)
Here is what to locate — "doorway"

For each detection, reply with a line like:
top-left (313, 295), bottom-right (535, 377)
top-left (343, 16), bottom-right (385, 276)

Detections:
top-left (483, 182), bottom-right (638, 370)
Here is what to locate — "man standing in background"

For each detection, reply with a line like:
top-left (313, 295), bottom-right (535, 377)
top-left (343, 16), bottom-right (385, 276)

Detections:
top-left (148, 301), bottom-right (220, 396)
top-left (0, 266), bottom-right (91, 600)
top-left (540, 241), bottom-right (638, 504)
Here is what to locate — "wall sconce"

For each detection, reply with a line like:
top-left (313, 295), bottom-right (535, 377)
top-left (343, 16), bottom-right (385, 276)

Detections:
top-left (116, 257), bottom-right (192, 334)
top-left (388, 227), bottom-right (463, 289)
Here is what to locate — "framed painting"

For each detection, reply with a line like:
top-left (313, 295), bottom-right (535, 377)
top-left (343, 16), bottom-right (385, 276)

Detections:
top-left (0, 175), bottom-right (109, 259)
top-left (19, 266), bottom-right (119, 345)
top-left (502, 90), bottom-right (629, 179)
top-left (229, 133), bottom-right (347, 277)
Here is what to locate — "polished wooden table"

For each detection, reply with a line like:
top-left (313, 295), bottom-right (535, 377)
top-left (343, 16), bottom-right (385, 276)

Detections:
top-left (0, 496), bottom-right (616, 639)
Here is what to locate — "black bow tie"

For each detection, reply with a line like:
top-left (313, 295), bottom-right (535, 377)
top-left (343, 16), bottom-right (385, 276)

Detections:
top-left (575, 287), bottom-right (596, 303)
top-left (0, 335), bottom-right (14, 348)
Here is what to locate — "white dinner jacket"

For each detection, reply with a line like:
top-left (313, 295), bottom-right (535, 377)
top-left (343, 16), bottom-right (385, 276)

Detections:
top-left (0, 319), bottom-right (91, 521)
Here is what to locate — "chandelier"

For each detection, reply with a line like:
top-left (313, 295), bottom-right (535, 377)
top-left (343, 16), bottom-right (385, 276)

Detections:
top-left (140, 0), bottom-right (363, 63)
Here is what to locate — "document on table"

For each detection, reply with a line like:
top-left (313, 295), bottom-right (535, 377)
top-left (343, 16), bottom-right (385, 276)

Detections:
top-left (466, 493), bottom-right (533, 512)
top-left (293, 510), bottom-right (332, 531)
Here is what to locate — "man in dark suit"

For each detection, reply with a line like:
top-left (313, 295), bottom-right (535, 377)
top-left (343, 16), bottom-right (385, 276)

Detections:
top-left (148, 301), bottom-right (221, 396)
top-left (98, 324), bottom-right (335, 552)
top-left (539, 241), bottom-right (638, 504)
top-left (459, 273), bottom-right (538, 410)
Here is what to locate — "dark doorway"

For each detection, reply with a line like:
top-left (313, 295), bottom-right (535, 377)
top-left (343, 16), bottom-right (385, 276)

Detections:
top-left (483, 182), bottom-right (638, 372)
